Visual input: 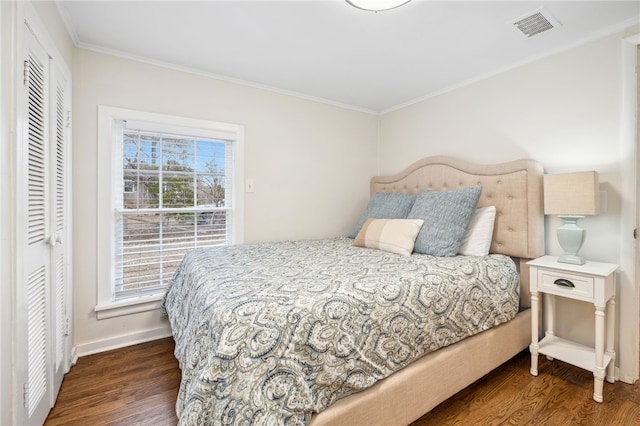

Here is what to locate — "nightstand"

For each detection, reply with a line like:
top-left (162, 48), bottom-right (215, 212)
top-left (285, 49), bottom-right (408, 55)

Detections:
top-left (527, 255), bottom-right (618, 403)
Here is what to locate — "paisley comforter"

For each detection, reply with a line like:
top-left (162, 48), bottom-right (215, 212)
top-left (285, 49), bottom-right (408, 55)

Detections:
top-left (162, 238), bottom-right (519, 425)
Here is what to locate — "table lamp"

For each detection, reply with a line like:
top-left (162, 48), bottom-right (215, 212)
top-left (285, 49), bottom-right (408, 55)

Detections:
top-left (543, 171), bottom-right (599, 265)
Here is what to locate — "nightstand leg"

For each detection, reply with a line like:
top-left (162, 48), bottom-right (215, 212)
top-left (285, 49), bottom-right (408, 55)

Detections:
top-left (593, 306), bottom-right (606, 403)
top-left (530, 291), bottom-right (539, 376)
top-left (605, 296), bottom-right (616, 383)
top-left (544, 293), bottom-right (555, 361)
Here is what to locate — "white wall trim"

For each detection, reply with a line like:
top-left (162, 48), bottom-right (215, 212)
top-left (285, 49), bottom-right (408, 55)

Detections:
top-left (618, 32), bottom-right (639, 384)
top-left (74, 324), bottom-right (172, 357)
top-left (96, 106), bottom-right (245, 311)
top-left (78, 43), bottom-right (377, 115)
top-left (0, 2), bottom-right (16, 425)
top-left (94, 295), bottom-right (163, 320)
top-left (382, 20), bottom-right (640, 115)
top-left (61, 11), bottom-right (639, 117)
top-left (53, 1), bottom-right (79, 46)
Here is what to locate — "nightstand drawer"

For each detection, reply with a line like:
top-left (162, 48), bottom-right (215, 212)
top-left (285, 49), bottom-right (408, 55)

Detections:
top-left (538, 269), bottom-right (594, 300)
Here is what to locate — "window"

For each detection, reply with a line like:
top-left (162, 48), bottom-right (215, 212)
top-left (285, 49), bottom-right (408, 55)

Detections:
top-left (96, 107), bottom-right (244, 318)
top-left (123, 179), bottom-right (135, 193)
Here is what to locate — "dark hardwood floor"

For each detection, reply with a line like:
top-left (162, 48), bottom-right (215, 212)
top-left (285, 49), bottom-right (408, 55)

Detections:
top-left (45, 338), bottom-right (180, 426)
top-left (45, 338), bottom-right (640, 425)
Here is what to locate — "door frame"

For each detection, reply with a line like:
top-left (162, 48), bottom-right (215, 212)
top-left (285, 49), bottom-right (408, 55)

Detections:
top-left (0, 1), bottom-right (17, 425)
top-left (621, 33), bottom-right (639, 384)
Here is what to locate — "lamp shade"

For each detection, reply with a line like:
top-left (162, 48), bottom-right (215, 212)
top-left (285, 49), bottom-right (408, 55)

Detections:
top-left (543, 171), bottom-right (600, 216)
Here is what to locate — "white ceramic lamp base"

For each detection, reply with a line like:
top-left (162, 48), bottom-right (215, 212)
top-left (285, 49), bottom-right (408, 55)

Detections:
top-left (556, 215), bottom-right (586, 265)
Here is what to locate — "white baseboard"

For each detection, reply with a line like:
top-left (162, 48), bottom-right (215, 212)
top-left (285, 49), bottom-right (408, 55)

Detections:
top-left (74, 324), bottom-right (173, 357)
top-left (70, 346), bottom-right (78, 367)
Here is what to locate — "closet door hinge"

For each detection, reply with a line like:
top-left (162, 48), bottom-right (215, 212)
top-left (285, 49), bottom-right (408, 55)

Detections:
top-left (22, 383), bottom-right (29, 408)
top-left (23, 60), bottom-right (30, 86)
top-left (66, 110), bottom-right (72, 129)
top-left (64, 316), bottom-right (70, 336)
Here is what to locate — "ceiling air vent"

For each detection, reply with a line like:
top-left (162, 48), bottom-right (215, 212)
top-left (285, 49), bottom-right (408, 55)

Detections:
top-left (511, 8), bottom-right (561, 38)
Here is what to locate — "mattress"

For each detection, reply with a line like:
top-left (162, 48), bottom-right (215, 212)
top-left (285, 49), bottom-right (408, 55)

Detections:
top-left (162, 238), bottom-right (520, 425)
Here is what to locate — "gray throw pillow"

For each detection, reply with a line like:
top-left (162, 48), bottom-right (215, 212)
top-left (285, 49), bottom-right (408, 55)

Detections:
top-left (408, 187), bottom-right (482, 256)
top-left (349, 192), bottom-right (416, 238)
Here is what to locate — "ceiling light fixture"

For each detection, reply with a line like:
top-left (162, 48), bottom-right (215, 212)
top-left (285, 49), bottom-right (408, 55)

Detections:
top-left (346, 0), bottom-right (411, 12)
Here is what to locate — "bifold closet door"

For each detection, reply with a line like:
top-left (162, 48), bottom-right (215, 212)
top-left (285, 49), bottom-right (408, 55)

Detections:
top-left (16, 21), bottom-right (70, 425)
top-left (17, 23), bottom-right (54, 425)
top-left (49, 59), bottom-right (70, 397)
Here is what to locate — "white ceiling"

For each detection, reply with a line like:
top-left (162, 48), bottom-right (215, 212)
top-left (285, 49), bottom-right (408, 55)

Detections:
top-left (57, 1), bottom-right (640, 113)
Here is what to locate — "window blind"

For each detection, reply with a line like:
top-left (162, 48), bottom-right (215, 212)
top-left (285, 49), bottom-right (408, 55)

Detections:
top-left (113, 123), bottom-right (234, 301)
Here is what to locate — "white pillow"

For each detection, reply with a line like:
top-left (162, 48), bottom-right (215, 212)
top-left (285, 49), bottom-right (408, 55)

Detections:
top-left (353, 218), bottom-right (424, 256)
top-left (458, 206), bottom-right (496, 256)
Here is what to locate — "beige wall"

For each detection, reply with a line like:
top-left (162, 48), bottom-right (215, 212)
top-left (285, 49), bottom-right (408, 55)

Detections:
top-left (379, 31), bottom-right (638, 382)
top-left (72, 49), bottom-right (378, 353)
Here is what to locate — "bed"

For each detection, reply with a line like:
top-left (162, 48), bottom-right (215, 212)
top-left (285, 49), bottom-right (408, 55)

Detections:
top-left (162, 156), bottom-right (544, 425)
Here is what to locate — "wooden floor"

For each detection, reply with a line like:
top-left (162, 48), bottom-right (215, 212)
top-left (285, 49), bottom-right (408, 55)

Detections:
top-left (45, 338), bottom-right (180, 426)
top-left (45, 338), bottom-right (640, 426)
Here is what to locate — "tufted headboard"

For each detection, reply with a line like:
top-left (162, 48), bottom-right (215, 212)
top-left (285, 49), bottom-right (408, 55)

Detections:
top-left (370, 156), bottom-right (544, 260)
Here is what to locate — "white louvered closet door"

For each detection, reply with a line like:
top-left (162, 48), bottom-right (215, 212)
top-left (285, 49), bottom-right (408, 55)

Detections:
top-left (19, 24), bottom-right (53, 426)
top-left (50, 59), bottom-right (70, 397)
top-left (16, 18), bottom-right (73, 424)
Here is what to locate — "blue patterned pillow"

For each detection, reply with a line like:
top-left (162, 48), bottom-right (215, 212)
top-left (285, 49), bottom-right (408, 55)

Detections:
top-left (408, 187), bottom-right (482, 256)
top-left (349, 192), bottom-right (416, 238)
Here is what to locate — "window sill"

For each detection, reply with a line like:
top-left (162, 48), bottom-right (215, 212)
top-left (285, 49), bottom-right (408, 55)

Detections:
top-left (95, 294), bottom-right (164, 320)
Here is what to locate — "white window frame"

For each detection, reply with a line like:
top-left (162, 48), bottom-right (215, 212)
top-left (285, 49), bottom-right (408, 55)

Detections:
top-left (95, 106), bottom-right (244, 319)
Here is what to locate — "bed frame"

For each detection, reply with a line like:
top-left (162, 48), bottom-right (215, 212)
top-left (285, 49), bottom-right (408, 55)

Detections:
top-left (310, 156), bottom-right (544, 425)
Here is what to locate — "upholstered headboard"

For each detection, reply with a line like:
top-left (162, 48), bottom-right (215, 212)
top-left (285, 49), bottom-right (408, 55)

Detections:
top-left (370, 156), bottom-right (545, 260)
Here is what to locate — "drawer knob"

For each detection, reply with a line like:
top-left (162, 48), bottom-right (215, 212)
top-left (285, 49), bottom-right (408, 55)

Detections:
top-left (554, 278), bottom-right (575, 288)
